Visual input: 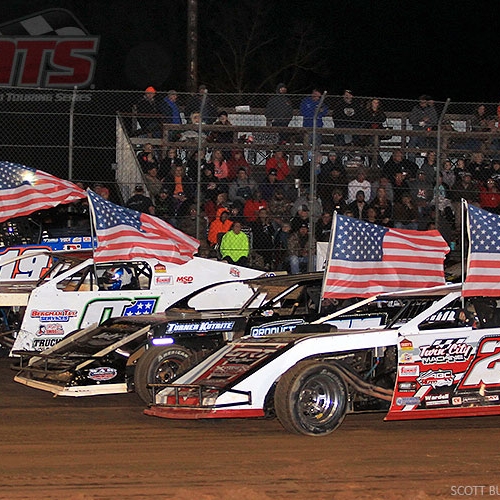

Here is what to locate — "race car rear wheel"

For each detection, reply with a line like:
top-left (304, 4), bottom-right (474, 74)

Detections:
top-left (274, 360), bottom-right (348, 436)
top-left (134, 345), bottom-right (193, 404)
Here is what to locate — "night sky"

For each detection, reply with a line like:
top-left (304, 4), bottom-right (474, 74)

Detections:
top-left (2, 0), bottom-right (499, 103)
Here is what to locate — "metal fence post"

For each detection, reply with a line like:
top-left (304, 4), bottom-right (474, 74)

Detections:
top-left (68, 86), bottom-right (77, 181)
top-left (309, 91), bottom-right (327, 271)
top-left (435, 98), bottom-right (451, 232)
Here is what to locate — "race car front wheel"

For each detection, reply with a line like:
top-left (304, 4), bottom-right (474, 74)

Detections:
top-left (134, 345), bottom-right (193, 404)
top-left (274, 360), bottom-right (348, 436)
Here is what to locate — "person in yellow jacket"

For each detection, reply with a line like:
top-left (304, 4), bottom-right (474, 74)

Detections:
top-left (220, 222), bottom-right (250, 266)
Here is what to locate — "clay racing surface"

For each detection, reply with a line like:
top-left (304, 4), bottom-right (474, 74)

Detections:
top-left (0, 357), bottom-right (498, 500)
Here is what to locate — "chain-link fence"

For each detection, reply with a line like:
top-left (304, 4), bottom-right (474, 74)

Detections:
top-left (1, 86), bottom-right (499, 271)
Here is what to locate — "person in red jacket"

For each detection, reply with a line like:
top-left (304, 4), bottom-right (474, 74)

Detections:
top-left (265, 149), bottom-right (290, 181)
top-left (480, 177), bottom-right (500, 214)
top-left (226, 149), bottom-right (251, 180)
top-left (243, 189), bottom-right (268, 223)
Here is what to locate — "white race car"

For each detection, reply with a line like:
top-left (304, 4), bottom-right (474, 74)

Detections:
top-left (144, 284), bottom-right (500, 436)
top-left (6, 254), bottom-right (264, 353)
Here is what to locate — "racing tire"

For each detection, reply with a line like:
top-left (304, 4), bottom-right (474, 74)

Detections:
top-left (274, 360), bottom-right (348, 436)
top-left (134, 345), bottom-right (194, 404)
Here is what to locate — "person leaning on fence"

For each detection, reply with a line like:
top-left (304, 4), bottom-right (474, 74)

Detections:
top-left (220, 221), bottom-right (250, 266)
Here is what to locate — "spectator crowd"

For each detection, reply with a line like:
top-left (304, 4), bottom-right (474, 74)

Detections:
top-left (84, 87), bottom-right (500, 273)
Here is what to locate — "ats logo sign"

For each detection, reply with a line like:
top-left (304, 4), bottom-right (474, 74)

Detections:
top-left (0, 9), bottom-right (99, 88)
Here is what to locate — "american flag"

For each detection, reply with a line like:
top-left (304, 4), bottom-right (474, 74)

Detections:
top-left (123, 299), bottom-right (157, 316)
top-left (322, 214), bottom-right (449, 299)
top-left (87, 190), bottom-right (199, 265)
top-left (0, 161), bottom-right (86, 222)
top-left (463, 204), bottom-right (500, 297)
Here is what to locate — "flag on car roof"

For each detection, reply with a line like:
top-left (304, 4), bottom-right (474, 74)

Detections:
top-left (87, 189), bottom-right (199, 265)
top-left (322, 214), bottom-right (449, 299)
top-left (463, 203), bottom-right (500, 297)
top-left (0, 161), bottom-right (86, 222)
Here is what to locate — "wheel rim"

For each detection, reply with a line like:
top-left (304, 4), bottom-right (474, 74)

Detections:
top-left (154, 357), bottom-right (184, 384)
top-left (297, 373), bottom-right (342, 427)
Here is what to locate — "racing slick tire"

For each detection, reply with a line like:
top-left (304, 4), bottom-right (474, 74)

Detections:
top-left (274, 360), bottom-right (348, 436)
top-left (134, 345), bottom-right (194, 404)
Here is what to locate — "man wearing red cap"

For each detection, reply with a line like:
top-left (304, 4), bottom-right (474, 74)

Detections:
top-left (136, 86), bottom-right (162, 138)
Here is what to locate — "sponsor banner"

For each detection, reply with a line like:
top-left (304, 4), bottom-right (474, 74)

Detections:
top-left (0, 9), bottom-right (98, 88)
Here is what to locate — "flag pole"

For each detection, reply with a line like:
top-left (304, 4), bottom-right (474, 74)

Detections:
top-left (86, 189), bottom-right (100, 288)
top-left (461, 199), bottom-right (466, 287)
top-left (318, 210), bottom-right (338, 313)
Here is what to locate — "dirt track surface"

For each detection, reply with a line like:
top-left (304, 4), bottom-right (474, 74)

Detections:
top-left (0, 358), bottom-right (499, 500)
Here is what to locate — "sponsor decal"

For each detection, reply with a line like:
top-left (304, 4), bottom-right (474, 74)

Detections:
top-left (122, 299), bottom-right (156, 316)
top-left (154, 263), bottom-right (166, 273)
top-left (485, 395), bottom-right (500, 402)
top-left (0, 9), bottom-right (99, 88)
top-left (461, 395), bottom-right (481, 405)
top-left (88, 367), bottom-right (117, 382)
top-left (63, 244), bottom-right (81, 250)
top-left (31, 308), bottom-right (77, 322)
top-left (229, 267), bottom-right (240, 278)
top-left (425, 398), bottom-right (450, 407)
top-left (396, 396), bottom-right (421, 406)
top-left (458, 337), bottom-right (500, 390)
top-left (165, 320), bottom-right (235, 333)
top-left (398, 365), bottom-right (419, 377)
top-left (400, 352), bottom-right (414, 363)
top-left (398, 381), bottom-right (417, 392)
top-left (176, 275), bottom-right (193, 284)
top-left (250, 319), bottom-right (305, 337)
top-left (32, 338), bottom-right (59, 349)
top-left (419, 338), bottom-right (473, 365)
top-left (400, 338), bottom-right (413, 350)
top-left (36, 324), bottom-right (64, 336)
top-left (452, 396), bottom-right (462, 405)
top-left (417, 369), bottom-right (454, 389)
top-left (154, 275), bottom-right (173, 285)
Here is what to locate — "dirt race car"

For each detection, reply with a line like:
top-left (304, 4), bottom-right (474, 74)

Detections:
top-left (2, 251), bottom-right (263, 354)
top-left (12, 271), bottom-right (407, 401)
top-left (144, 284), bottom-right (500, 436)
